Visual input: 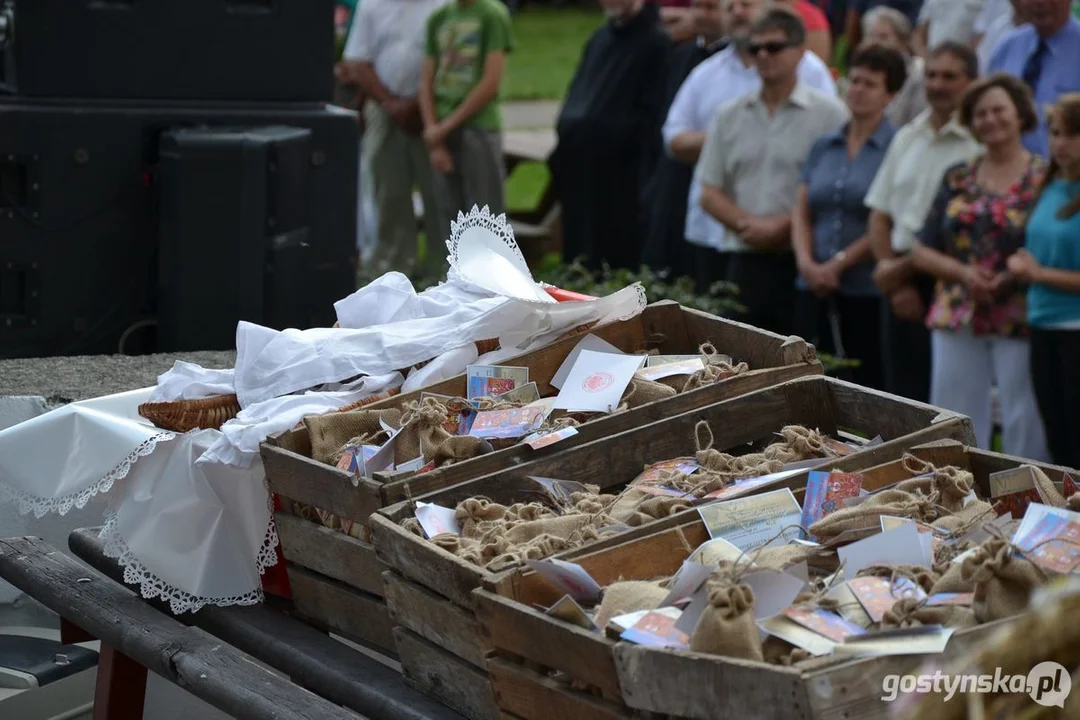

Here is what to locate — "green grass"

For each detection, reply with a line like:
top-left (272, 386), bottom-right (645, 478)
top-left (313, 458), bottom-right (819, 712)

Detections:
top-left (505, 7), bottom-right (603, 101)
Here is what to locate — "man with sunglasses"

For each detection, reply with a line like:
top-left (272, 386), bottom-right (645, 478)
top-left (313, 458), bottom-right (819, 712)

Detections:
top-left (664, 0), bottom-right (836, 295)
top-left (697, 6), bottom-right (847, 334)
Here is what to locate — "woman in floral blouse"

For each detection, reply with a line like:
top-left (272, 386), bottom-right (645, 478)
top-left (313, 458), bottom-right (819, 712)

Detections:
top-left (912, 73), bottom-right (1049, 460)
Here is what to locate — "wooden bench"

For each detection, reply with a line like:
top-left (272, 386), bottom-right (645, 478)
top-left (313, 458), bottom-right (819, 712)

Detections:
top-left (0, 531), bottom-right (463, 720)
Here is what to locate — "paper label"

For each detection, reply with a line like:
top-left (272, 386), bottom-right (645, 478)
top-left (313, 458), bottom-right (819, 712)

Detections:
top-left (545, 595), bottom-right (597, 630)
top-left (415, 502), bottom-right (461, 538)
top-left (836, 524), bottom-right (932, 579)
top-left (466, 365), bottom-right (529, 400)
top-left (848, 576), bottom-right (926, 623)
top-left (633, 458), bottom-right (700, 486)
top-left (647, 354), bottom-right (717, 367)
top-left (757, 615), bottom-right (837, 656)
top-left (552, 350), bottom-right (645, 413)
top-left (634, 358), bottom-right (705, 381)
top-left (467, 406), bottom-right (546, 440)
top-left (525, 558), bottom-right (602, 605)
top-left (526, 476), bottom-right (591, 504)
top-left (698, 488), bottom-right (803, 551)
top-left (783, 606), bottom-right (866, 643)
top-left (660, 561), bottom-right (714, 606)
top-left (524, 426), bottom-right (579, 450)
top-left (1015, 514), bottom-right (1080, 574)
top-left (702, 458), bottom-right (825, 500)
top-left (801, 471), bottom-right (863, 538)
top-left (926, 592), bottom-right (974, 607)
top-left (550, 334), bottom-right (626, 390)
top-left (494, 381), bottom-right (541, 405)
top-left (621, 610), bottom-right (690, 650)
top-left (396, 456), bottom-right (426, 473)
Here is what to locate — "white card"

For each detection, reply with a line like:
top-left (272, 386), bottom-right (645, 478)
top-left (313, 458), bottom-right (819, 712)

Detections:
top-left (549, 335), bottom-right (625, 390)
top-left (836, 524), bottom-right (931, 579)
top-left (635, 358), bottom-right (705, 382)
top-left (742, 570), bottom-right (807, 621)
top-left (660, 560), bottom-right (714, 607)
top-left (415, 502), bottom-right (461, 538)
top-left (552, 350), bottom-right (646, 413)
top-left (397, 456), bottom-right (426, 473)
top-left (758, 615), bottom-right (836, 656)
top-left (365, 426), bottom-right (401, 475)
top-left (525, 558), bottom-right (602, 605)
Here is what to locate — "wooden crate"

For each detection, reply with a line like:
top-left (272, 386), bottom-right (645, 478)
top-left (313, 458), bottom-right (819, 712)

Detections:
top-left (262, 301), bottom-right (821, 655)
top-left (471, 440), bottom-right (1077, 720)
top-left (368, 377), bottom-right (977, 717)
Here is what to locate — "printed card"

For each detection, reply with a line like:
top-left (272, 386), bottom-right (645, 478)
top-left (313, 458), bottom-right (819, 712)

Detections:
top-left (801, 471), bottom-right (864, 537)
top-left (634, 358), bottom-right (705, 382)
top-left (697, 488), bottom-right (803, 551)
top-left (552, 350), bottom-right (646, 413)
top-left (526, 476), bottom-right (592, 505)
top-left (995, 488), bottom-right (1044, 519)
top-left (848, 576), bottom-right (926, 623)
top-left (549, 334), bottom-right (625, 390)
top-left (621, 610), bottom-right (690, 650)
top-left (523, 426), bottom-right (579, 450)
top-left (822, 438), bottom-right (860, 458)
top-left (545, 595), bottom-right (597, 631)
top-left (494, 381), bottom-right (541, 406)
top-left (525, 558), bottom-right (602, 605)
top-left (420, 393), bottom-right (480, 436)
top-left (989, 467), bottom-right (1037, 497)
top-left (1064, 473), bottom-right (1079, 498)
top-left (396, 456), bottom-right (426, 473)
top-left (880, 515), bottom-right (948, 553)
top-left (783, 605), bottom-right (866, 643)
top-left (647, 354), bottom-right (717, 367)
top-left (833, 626), bottom-right (955, 658)
top-left (633, 458), bottom-right (701, 486)
top-left (466, 365), bottom-right (529, 400)
top-left (467, 406), bottom-right (546, 440)
top-left (1016, 514), bottom-right (1080, 574)
top-left (926, 592), bottom-right (974, 607)
top-left (758, 615), bottom-right (837, 656)
top-left (836, 524), bottom-right (932, 579)
top-left (702, 458), bottom-right (825, 500)
top-left (415, 502), bottom-right (461, 538)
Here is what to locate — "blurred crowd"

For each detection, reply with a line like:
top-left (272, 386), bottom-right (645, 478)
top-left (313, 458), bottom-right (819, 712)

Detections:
top-left (334, 0), bottom-right (1080, 467)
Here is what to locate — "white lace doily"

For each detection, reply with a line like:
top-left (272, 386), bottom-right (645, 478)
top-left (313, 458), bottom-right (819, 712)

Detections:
top-left (446, 205), bottom-right (557, 304)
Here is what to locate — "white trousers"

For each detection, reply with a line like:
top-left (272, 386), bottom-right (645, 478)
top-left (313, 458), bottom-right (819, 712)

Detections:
top-left (930, 330), bottom-right (1050, 461)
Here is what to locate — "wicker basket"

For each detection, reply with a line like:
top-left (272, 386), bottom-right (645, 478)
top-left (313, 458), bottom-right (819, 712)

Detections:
top-left (138, 394), bottom-right (242, 433)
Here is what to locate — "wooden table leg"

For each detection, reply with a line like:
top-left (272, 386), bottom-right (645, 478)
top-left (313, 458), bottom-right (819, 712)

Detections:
top-left (60, 617), bottom-right (95, 645)
top-left (93, 644), bottom-right (147, 720)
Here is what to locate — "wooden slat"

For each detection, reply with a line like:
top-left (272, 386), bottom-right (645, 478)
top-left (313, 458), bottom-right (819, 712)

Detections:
top-left (377, 363), bottom-right (819, 504)
top-left (263, 443), bottom-right (383, 523)
top-left (472, 591), bottom-right (621, 699)
top-left (395, 627), bottom-right (500, 720)
top-left (286, 565), bottom-right (397, 659)
top-left (370, 514), bottom-right (501, 609)
top-left (0, 536), bottom-right (361, 720)
top-left (681, 306), bottom-right (817, 369)
top-left (614, 643), bottom-right (812, 720)
top-left (826, 380), bottom-right (975, 444)
top-left (487, 657), bottom-right (632, 720)
top-left (384, 570), bottom-right (490, 668)
top-left (275, 511), bottom-right (384, 596)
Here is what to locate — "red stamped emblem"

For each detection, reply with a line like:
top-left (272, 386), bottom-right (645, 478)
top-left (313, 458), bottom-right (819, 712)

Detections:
top-left (582, 372), bottom-right (614, 393)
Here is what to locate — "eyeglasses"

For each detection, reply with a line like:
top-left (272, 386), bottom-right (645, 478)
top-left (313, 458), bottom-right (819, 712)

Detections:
top-left (746, 40), bottom-right (794, 56)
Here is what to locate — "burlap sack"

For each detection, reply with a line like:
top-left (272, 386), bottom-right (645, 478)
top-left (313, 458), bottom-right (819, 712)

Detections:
top-left (897, 456), bottom-right (975, 513)
top-left (961, 539), bottom-right (1047, 623)
top-left (593, 581), bottom-right (669, 631)
top-left (930, 558), bottom-right (976, 594)
top-left (931, 499), bottom-right (996, 535)
top-left (689, 581), bottom-right (764, 661)
top-left (1070, 494), bottom-right (1080, 513)
top-left (809, 490), bottom-right (935, 541)
top-left (1030, 465), bottom-right (1068, 508)
top-left (455, 498), bottom-right (509, 537)
top-left (855, 564), bottom-right (940, 594)
top-left (620, 379), bottom-right (677, 409)
top-left (749, 543), bottom-right (822, 573)
top-left (504, 514), bottom-right (597, 545)
top-left (304, 408), bottom-right (403, 465)
top-left (881, 597), bottom-right (977, 629)
top-left (762, 635), bottom-right (812, 666)
top-left (394, 398), bottom-right (454, 465)
top-left (431, 435), bottom-right (493, 468)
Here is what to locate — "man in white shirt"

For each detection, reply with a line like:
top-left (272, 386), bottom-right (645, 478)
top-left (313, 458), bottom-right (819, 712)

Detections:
top-left (663, 0), bottom-right (836, 292)
top-left (915, 0), bottom-right (985, 55)
top-left (697, 6), bottom-right (848, 334)
top-left (341, 0), bottom-right (449, 276)
top-left (866, 41), bottom-right (980, 402)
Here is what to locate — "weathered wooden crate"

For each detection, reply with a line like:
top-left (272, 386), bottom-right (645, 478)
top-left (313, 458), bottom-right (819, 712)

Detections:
top-left (368, 377), bottom-right (977, 717)
top-left (261, 301), bottom-right (821, 656)
top-left (471, 440), bottom-right (1076, 720)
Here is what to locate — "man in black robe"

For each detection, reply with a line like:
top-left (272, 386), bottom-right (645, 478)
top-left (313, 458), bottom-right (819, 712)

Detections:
top-left (551, 0), bottom-right (671, 272)
top-left (640, 0), bottom-right (727, 279)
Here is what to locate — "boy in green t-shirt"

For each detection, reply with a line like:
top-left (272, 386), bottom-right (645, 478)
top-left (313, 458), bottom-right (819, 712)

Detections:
top-left (420, 0), bottom-right (514, 242)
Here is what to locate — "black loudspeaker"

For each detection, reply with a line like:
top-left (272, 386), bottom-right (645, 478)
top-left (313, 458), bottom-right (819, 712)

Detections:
top-left (3, 0), bottom-right (335, 103)
top-left (0, 100), bottom-right (359, 359)
top-left (157, 126), bottom-right (316, 352)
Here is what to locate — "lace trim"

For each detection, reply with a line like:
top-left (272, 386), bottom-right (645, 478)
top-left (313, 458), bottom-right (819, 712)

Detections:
top-left (0, 431), bottom-right (176, 519)
top-left (446, 204), bottom-right (525, 272)
top-left (256, 484), bottom-right (281, 575)
top-left (100, 508), bottom-right (277, 615)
